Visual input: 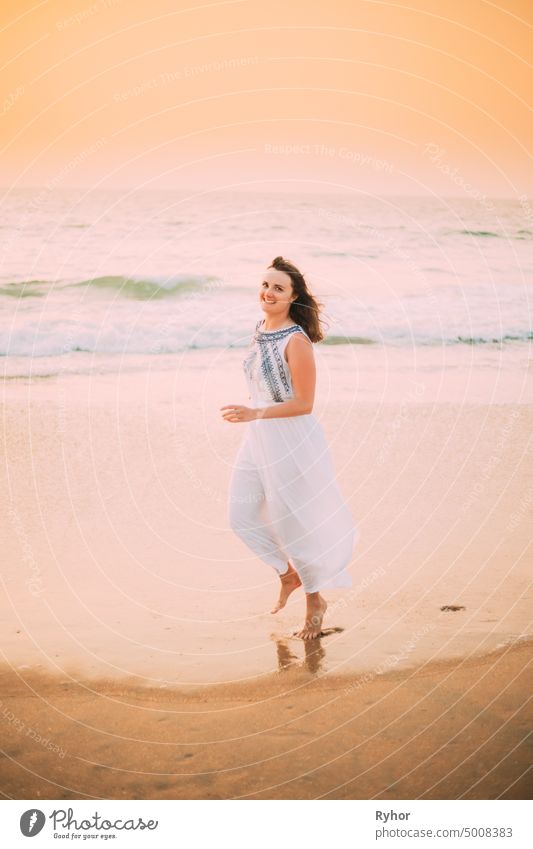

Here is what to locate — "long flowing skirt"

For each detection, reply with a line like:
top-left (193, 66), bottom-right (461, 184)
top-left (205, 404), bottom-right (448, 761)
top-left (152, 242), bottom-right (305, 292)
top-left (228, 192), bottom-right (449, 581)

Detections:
top-left (227, 407), bottom-right (359, 593)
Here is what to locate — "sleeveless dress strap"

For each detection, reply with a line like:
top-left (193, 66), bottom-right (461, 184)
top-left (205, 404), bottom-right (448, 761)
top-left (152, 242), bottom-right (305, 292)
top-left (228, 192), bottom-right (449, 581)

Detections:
top-left (295, 325), bottom-right (311, 341)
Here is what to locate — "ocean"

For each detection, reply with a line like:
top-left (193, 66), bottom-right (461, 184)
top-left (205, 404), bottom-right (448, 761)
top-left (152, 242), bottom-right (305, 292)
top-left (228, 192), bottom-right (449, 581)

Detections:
top-left (1, 188), bottom-right (531, 384)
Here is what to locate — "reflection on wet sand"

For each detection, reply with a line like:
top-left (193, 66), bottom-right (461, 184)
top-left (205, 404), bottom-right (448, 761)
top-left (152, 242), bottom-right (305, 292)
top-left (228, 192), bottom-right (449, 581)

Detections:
top-left (272, 628), bottom-right (345, 674)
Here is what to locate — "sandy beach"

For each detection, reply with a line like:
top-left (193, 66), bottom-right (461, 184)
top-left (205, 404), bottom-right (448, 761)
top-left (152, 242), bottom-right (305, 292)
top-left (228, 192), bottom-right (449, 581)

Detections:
top-left (2, 349), bottom-right (532, 683)
top-left (1, 349), bottom-right (531, 799)
top-left (0, 640), bottom-right (530, 800)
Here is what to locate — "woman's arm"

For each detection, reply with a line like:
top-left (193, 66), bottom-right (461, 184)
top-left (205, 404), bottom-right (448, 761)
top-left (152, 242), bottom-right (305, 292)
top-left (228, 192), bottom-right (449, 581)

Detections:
top-left (254, 334), bottom-right (315, 420)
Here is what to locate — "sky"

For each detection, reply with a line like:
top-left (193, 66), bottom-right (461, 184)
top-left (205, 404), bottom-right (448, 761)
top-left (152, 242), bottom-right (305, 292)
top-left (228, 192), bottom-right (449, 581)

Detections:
top-left (0, 0), bottom-right (531, 196)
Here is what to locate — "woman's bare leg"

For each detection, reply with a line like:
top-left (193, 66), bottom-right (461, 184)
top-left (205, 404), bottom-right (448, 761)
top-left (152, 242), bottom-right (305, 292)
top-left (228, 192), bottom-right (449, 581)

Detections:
top-left (271, 560), bottom-right (302, 613)
top-left (294, 592), bottom-right (328, 639)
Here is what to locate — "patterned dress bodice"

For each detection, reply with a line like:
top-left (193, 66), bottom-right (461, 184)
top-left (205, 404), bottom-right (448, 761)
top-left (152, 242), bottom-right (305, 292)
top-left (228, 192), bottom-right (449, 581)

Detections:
top-left (243, 319), bottom-right (310, 404)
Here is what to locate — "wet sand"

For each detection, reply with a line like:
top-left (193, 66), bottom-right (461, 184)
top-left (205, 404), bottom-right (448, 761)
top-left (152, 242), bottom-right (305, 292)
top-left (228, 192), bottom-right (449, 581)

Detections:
top-left (1, 352), bottom-right (532, 798)
top-left (0, 639), bottom-right (531, 800)
top-left (1, 354), bottom-right (531, 687)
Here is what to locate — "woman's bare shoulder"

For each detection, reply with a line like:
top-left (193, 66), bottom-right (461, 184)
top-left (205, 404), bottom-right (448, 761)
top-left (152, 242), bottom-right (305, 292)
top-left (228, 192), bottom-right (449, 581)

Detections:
top-left (285, 330), bottom-right (314, 362)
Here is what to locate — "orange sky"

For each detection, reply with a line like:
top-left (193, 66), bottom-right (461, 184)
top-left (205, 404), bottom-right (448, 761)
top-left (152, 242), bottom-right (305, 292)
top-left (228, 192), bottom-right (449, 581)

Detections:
top-left (1, 0), bottom-right (531, 195)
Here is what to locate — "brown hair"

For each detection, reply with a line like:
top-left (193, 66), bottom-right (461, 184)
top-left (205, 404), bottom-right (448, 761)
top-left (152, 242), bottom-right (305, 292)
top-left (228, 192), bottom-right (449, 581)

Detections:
top-left (268, 256), bottom-right (327, 343)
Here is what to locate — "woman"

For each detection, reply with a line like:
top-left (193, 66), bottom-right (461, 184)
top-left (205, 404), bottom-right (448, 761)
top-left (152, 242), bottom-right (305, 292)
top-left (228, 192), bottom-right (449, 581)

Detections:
top-left (221, 256), bottom-right (359, 640)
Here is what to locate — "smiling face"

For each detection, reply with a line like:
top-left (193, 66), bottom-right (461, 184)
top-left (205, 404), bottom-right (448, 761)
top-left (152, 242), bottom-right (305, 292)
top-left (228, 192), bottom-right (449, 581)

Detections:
top-left (259, 268), bottom-right (296, 319)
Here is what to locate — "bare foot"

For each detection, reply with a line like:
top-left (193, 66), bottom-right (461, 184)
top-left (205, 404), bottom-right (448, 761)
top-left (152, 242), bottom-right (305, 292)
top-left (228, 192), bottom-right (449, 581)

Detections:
top-left (271, 562), bottom-right (302, 613)
top-left (294, 594), bottom-right (328, 640)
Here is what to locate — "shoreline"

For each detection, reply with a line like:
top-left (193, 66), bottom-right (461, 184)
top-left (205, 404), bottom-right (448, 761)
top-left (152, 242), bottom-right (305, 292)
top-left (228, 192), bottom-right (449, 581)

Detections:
top-left (1, 638), bottom-right (531, 800)
top-left (2, 344), bottom-right (532, 407)
top-left (1, 371), bottom-right (531, 688)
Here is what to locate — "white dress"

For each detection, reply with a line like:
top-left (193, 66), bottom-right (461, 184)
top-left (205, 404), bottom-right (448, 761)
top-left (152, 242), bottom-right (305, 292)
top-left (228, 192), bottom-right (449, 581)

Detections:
top-left (227, 318), bottom-right (359, 593)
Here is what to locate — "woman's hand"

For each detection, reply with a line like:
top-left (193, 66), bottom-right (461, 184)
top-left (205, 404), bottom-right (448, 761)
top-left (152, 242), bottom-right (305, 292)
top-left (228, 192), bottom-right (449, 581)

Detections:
top-left (220, 404), bottom-right (257, 423)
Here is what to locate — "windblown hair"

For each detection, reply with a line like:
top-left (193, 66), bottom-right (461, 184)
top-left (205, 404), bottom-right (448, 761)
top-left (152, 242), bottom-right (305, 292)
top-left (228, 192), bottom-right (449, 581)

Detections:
top-left (268, 256), bottom-right (327, 343)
